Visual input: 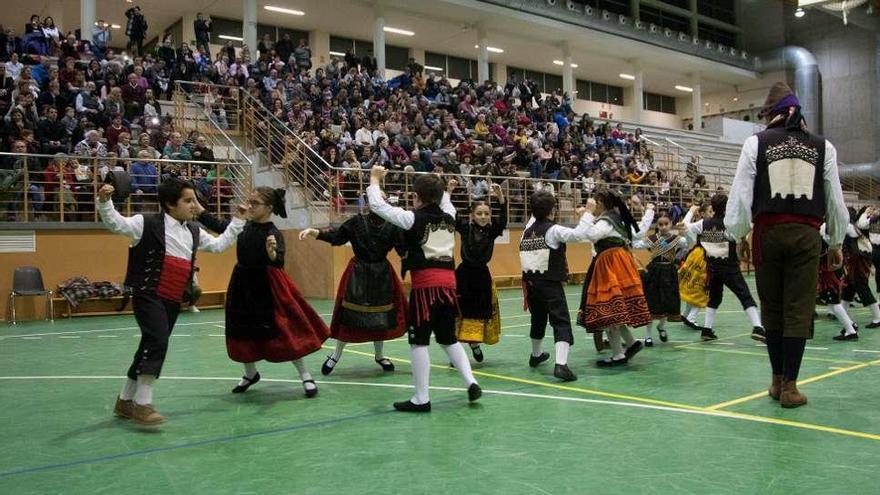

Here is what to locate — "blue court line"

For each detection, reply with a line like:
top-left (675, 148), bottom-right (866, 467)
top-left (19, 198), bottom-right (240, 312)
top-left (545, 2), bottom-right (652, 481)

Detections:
top-left (0, 405), bottom-right (406, 478)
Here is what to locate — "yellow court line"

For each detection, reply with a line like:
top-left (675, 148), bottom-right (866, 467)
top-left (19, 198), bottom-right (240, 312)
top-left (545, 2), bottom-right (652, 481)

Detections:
top-left (673, 332), bottom-right (752, 349)
top-left (706, 359), bottom-right (880, 411)
top-left (679, 345), bottom-right (866, 365)
top-left (710, 409), bottom-right (880, 442)
top-left (334, 346), bottom-right (707, 411)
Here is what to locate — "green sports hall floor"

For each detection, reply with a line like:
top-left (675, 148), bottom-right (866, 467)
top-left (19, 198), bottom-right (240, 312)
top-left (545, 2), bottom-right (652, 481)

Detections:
top-left (1, 277), bottom-right (879, 494)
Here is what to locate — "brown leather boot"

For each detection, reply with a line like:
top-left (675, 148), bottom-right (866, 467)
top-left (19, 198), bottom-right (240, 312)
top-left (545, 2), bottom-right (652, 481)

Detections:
top-left (131, 403), bottom-right (166, 426)
top-left (768, 374), bottom-right (782, 401)
top-left (780, 380), bottom-right (808, 408)
top-left (113, 397), bottom-right (134, 419)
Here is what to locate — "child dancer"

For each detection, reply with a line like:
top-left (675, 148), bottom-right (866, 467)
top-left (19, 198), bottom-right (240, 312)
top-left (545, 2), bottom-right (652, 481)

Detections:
top-left (520, 191), bottom-right (593, 381)
top-left (454, 183), bottom-right (508, 362)
top-left (856, 206), bottom-right (880, 292)
top-left (684, 194), bottom-right (765, 341)
top-left (841, 208), bottom-right (880, 328)
top-left (225, 187), bottom-right (330, 398)
top-left (298, 200), bottom-right (407, 374)
top-left (576, 191), bottom-right (651, 366)
top-left (679, 204), bottom-right (709, 329)
top-left (818, 223), bottom-right (859, 341)
top-left (367, 166), bottom-right (481, 412)
top-left (98, 179), bottom-right (245, 426)
top-left (634, 210), bottom-right (687, 346)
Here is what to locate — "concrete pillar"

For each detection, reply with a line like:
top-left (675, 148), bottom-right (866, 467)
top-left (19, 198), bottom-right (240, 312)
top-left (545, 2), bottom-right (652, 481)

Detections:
top-left (691, 73), bottom-right (702, 130)
top-left (689, 0), bottom-right (699, 36)
top-left (632, 61), bottom-right (644, 124)
top-left (243, 0), bottom-right (257, 55)
top-left (562, 43), bottom-right (574, 98)
top-left (182, 13), bottom-right (197, 47)
top-left (373, 2), bottom-right (386, 79)
top-left (495, 63), bottom-right (508, 87)
top-left (409, 48), bottom-right (425, 66)
top-left (631, 0), bottom-right (640, 22)
top-left (310, 30), bottom-right (330, 71)
top-left (80, 0), bottom-right (96, 42)
top-left (477, 24), bottom-right (489, 83)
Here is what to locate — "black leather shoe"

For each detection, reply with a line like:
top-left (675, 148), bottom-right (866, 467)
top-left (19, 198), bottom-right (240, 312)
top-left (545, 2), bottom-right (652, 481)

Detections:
top-left (597, 357), bottom-right (628, 367)
top-left (681, 316), bottom-right (696, 329)
top-left (658, 328), bottom-right (668, 342)
top-left (833, 329), bottom-right (859, 341)
top-left (375, 358), bottom-right (395, 372)
top-left (701, 329), bottom-right (718, 341)
top-left (468, 383), bottom-right (482, 402)
top-left (302, 379), bottom-right (318, 398)
top-left (529, 352), bottom-right (550, 367)
top-left (625, 340), bottom-right (644, 359)
top-left (471, 346), bottom-right (484, 362)
top-left (232, 372), bottom-right (260, 394)
top-left (750, 326), bottom-right (766, 343)
top-left (321, 356), bottom-right (338, 376)
top-left (867, 321), bottom-right (880, 329)
top-left (644, 338), bottom-right (654, 347)
top-left (553, 364), bottom-right (577, 381)
top-left (393, 400), bottom-right (431, 412)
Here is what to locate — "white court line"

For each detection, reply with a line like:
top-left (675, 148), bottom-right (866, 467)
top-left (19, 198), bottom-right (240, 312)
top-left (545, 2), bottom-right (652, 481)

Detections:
top-left (171, 334), bottom-right (192, 337)
top-left (59, 336), bottom-right (80, 339)
top-left (0, 375), bottom-right (874, 442)
top-left (208, 334), bottom-right (225, 337)
top-left (0, 320), bottom-right (225, 340)
top-left (212, 325), bottom-right (225, 329)
top-left (21, 337), bottom-right (42, 340)
top-left (854, 350), bottom-right (880, 354)
top-left (709, 342), bottom-right (735, 346)
top-left (97, 335), bottom-right (117, 338)
top-left (805, 346), bottom-right (829, 351)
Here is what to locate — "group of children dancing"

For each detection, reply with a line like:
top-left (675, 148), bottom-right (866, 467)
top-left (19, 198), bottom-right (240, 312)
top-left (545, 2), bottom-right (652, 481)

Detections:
top-left (98, 167), bottom-right (879, 425)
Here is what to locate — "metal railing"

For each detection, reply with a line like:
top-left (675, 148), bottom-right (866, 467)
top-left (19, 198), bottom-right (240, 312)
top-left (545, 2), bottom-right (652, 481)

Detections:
top-left (0, 152), bottom-right (246, 223)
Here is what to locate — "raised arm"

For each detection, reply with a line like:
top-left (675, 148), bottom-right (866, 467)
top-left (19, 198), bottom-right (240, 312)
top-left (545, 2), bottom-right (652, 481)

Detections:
top-left (366, 166), bottom-right (415, 230)
top-left (197, 210), bottom-right (231, 234)
top-left (97, 185), bottom-right (144, 242)
top-left (198, 216), bottom-right (245, 253)
top-left (633, 205), bottom-right (655, 241)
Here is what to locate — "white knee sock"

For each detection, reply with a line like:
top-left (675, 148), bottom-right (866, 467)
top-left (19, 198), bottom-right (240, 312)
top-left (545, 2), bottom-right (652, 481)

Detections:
top-left (682, 302), bottom-right (692, 315)
top-left (830, 304), bottom-right (857, 335)
top-left (331, 340), bottom-right (346, 362)
top-left (745, 306), bottom-right (762, 328)
top-left (443, 343), bottom-right (477, 386)
top-left (554, 341), bottom-right (570, 365)
top-left (645, 320), bottom-right (654, 340)
top-left (237, 362), bottom-right (258, 387)
top-left (687, 307), bottom-right (700, 323)
top-left (119, 378), bottom-right (137, 400)
top-left (704, 308), bottom-right (716, 329)
top-left (620, 326), bottom-right (636, 346)
top-left (608, 328), bottom-right (624, 360)
top-left (870, 302), bottom-right (880, 323)
top-left (134, 374), bottom-right (156, 405)
top-left (373, 341), bottom-right (384, 361)
top-left (531, 338), bottom-right (544, 357)
top-left (657, 317), bottom-right (667, 330)
top-left (410, 345), bottom-right (431, 404)
top-left (292, 359), bottom-right (315, 391)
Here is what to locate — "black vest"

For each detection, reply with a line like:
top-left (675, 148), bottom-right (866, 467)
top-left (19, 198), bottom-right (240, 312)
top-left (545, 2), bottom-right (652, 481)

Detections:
top-left (400, 204), bottom-right (456, 275)
top-left (699, 218), bottom-right (738, 267)
top-left (752, 125), bottom-right (826, 219)
top-left (124, 214), bottom-right (200, 296)
top-left (520, 219), bottom-right (568, 281)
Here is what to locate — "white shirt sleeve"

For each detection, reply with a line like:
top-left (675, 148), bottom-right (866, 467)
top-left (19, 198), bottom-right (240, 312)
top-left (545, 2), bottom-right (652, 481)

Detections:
top-left (724, 135), bottom-right (758, 241)
top-left (632, 238), bottom-right (650, 249)
top-left (98, 199), bottom-right (144, 243)
top-left (546, 212), bottom-right (609, 247)
top-left (440, 191), bottom-right (455, 219)
top-left (857, 211), bottom-right (870, 230)
top-left (197, 217), bottom-right (245, 253)
top-left (367, 184), bottom-right (414, 230)
top-left (634, 207), bottom-right (655, 240)
top-left (687, 219), bottom-right (704, 237)
top-left (846, 223), bottom-right (859, 238)
top-left (823, 141), bottom-right (848, 247)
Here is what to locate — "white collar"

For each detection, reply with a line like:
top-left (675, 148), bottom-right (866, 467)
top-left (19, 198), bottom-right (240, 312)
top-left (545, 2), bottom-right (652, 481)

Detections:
top-left (164, 213), bottom-right (186, 228)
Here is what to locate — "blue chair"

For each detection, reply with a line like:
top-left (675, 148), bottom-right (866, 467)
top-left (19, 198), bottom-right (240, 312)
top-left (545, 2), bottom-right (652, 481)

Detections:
top-left (7, 267), bottom-right (54, 324)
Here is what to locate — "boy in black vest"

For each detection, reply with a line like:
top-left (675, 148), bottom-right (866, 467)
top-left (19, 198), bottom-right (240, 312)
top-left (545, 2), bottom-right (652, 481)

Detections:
top-left (519, 191), bottom-right (590, 382)
top-left (98, 179), bottom-right (245, 426)
top-left (685, 194), bottom-right (764, 341)
top-left (367, 166), bottom-right (481, 412)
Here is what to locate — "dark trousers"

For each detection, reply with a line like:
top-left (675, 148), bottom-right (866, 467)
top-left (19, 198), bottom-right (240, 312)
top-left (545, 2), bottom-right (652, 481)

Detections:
top-left (526, 279), bottom-right (574, 345)
top-left (408, 297), bottom-right (457, 346)
top-left (755, 223), bottom-right (821, 340)
top-left (707, 265), bottom-right (756, 310)
top-left (841, 271), bottom-right (877, 306)
top-left (126, 294), bottom-right (181, 380)
top-left (872, 244), bottom-right (880, 292)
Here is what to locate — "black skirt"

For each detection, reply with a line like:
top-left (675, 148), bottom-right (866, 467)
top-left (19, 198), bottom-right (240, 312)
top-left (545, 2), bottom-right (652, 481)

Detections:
top-left (226, 264), bottom-right (277, 340)
top-left (643, 260), bottom-right (681, 318)
top-left (456, 263), bottom-right (493, 320)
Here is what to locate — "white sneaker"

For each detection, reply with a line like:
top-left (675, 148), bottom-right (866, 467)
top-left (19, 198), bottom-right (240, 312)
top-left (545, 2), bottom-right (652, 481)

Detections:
top-left (188, 306), bottom-right (200, 313)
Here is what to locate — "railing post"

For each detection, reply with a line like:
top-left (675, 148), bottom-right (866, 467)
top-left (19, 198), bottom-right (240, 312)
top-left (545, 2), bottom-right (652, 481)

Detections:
top-left (59, 164), bottom-right (65, 223)
top-left (22, 155), bottom-right (30, 222)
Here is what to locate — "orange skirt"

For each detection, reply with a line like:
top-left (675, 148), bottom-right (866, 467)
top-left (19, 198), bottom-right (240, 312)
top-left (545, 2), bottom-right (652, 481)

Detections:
top-left (580, 247), bottom-right (651, 332)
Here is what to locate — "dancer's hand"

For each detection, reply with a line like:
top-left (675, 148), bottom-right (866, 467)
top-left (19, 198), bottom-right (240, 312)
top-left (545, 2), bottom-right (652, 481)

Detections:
top-left (370, 165), bottom-right (387, 185)
top-left (584, 198), bottom-right (596, 214)
top-left (688, 205), bottom-right (700, 215)
top-left (490, 183), bottom-right (505, 203)
top-left (575, 206), bottom-right (587, 217)
top-left (738, 241), bottom-right (751, 263)
top-left (646, 203), bottom-right (655, 210)
top-left (447, 178), bottom-right (458, 193)
top-left (266, 235), bottom-right (278, 260)
top-left (97, 184), bottom-right (114, 203)
top-left (298, 228), bottom-right (319, 240)
top-left (828, 246), bottom-right (843, 270)
top-left (233, 203), bottom-right (249, 219)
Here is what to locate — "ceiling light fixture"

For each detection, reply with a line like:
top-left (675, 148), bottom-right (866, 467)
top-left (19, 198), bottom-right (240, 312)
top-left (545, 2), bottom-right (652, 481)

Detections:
top-left (384, 26), bottom-right (415, 36)
top-left (474, 45), bottom-right (504, 53)
top-left (675, 85), bottom-right (694, 92)
top-left (794, 7), bottom-right (805, 18)
top-left (329, 51), bottom-right (346, 57)
top-left (619, 73), bottom-right (635, 80)
top-left (218, 35), bottom-right (244, 41)
top-left (424, 65), bottom-right (444, 71)
top-left (264, 5), bottom-right (305, 16)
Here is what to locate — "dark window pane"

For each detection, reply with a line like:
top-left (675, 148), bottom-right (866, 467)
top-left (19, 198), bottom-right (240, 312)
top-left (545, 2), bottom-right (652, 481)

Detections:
top-left (545, 74), bottom-right (563, 94)
top-left (698, 25), bottom-right (737, 47)
top-left (354, 39), bottom-right (374, 57)
top-left (639, 5), bottom-right (691, 34)
top-left (662, 96), bottom-right (677, 114)
top-left (525, 70), bottom-right (544, 93)
top-left (507, 66), bottom-right (525, 84)
top-left (698, 0), bottom-right (736, 24)
top-left (257, 24), bottom-right (276, 43)
top-left (608, 85), bottom-right (624, 106)
top-left (425, 52), bottom-right (446, 74)
top-left (330, 36), bottom-right (353, 55)
top-left (211, 17), bottom-right (243, 46)
top-left (575, 79), bottom-right (590, 100)
top-left (278, 28), bottom-right (308, 45)
top-left (448, 56), bottom-right (470, 80)
top-left (386, 45), bottom-right (409, 71)
top-left (657, 0), bottom-right (689, 9)
top-left (591, 83), bottom-right (608, 103)
top-left (584, 0), bottom-right (630, 16)
top-left (644, 92), bottom-right (663, 112)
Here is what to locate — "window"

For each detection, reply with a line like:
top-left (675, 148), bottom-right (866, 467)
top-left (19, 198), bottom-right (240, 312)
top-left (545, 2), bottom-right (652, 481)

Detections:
top-left (591, 83), bottom-right (607, 103)
top-left (608, 85), bottom-right (624, 105)
top-left (575, 80), bottom-right (590, 101)
top-left (278, 28), bottom-right (309, 45)
top-left (698, 0), bottom-right (736, 24)
top-left (211, 17), bottom-right (243, 46)
top-left (582, 0), bottom-right (630, 16)
top-left (698, 24), bottom-right (737, 48)
top-left (386, 45), bottom-right (409, 71)
top-left (644, 92), bottom-right (676, 114)
top-left (656, 0), bottom-right (689, 9)
top-left (447, 56), bottom-right (471, 80)
top-left (544, 74), bottom-right (563, 94)
top-left (353, 40), bottom-right (374, 57)
top-left (573, 79), bottom-right (625, 105)
top-left (639, 5), bottom-right (691, 34)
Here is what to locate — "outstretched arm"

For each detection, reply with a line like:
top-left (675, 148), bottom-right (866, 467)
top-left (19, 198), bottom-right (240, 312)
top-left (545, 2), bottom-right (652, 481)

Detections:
top-left (97, 185), bottom-right (144, 242)
top-left (367, 166), bottom-right (415, 230)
